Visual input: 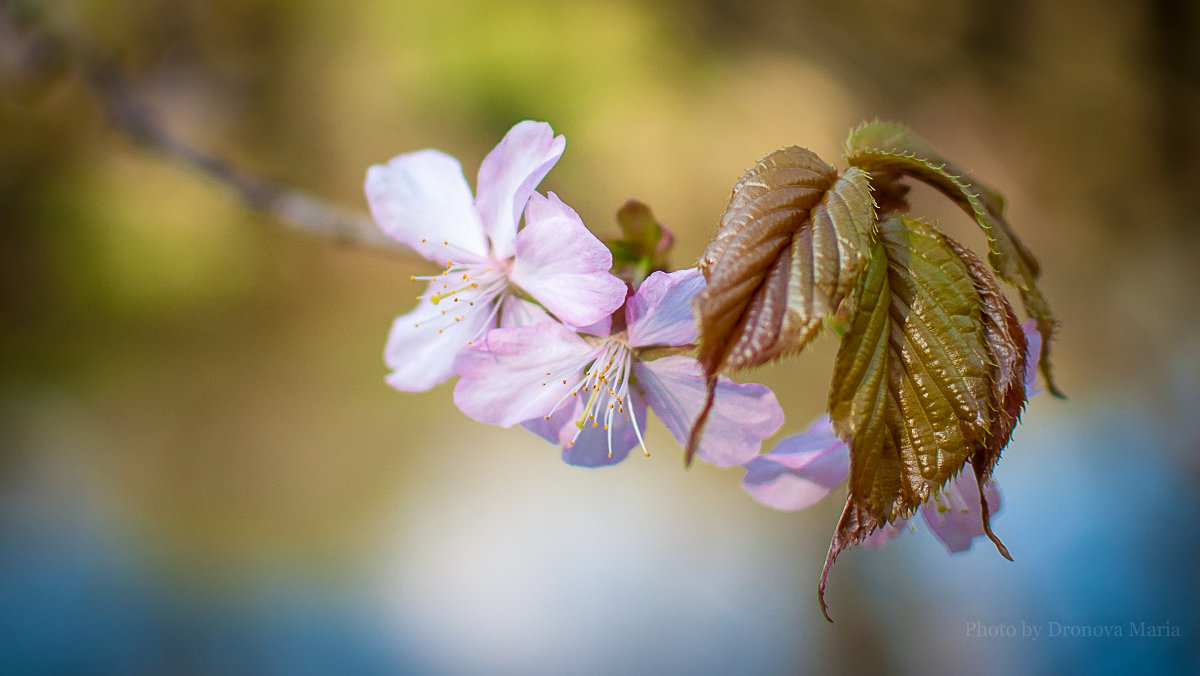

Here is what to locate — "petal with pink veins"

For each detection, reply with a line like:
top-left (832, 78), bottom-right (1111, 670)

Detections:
top-left (625, 268), bottom-right (705, 347)
top-left (365, 150), bottom-right (488, 263)
top-left (499, 295), bottom-right (552, 328)
top-left (570, 313), bottom-right (614, 338)
top-left (383, 294), bottom-right (493, 392)
top-left (475, 121), bottom-right (565, 258)
top-left (635, 355), bottom-right (783, 467)
top-left (453, 322), bottom-right (598, 427)
top-left (510, 193), bottom-right (627, 327)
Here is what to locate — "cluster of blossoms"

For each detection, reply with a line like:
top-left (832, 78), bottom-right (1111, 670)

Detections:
top-left (366, 120), bottom-right (1037, 551)
top-left (366, 121), bottom-right (782, 468)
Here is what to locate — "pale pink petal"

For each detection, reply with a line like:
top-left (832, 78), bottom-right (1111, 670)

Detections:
top-left (741, 417), bottom-right (850, 510)
top-left (520, 408), bottom-right (563, 444)
top-left (499, 295), bottom-right (551, 328)
top-left (475, 121), bottom-right (565, 258)
top-left (634, 356), bottom-right (783, 467)
top-left (921, 472), bottom-right (1002, 554)
top-left (452, 322), bottom-right (597, 427)
top-left (572, 313), bottom-right (614, 338)
top-left (625, 268), bottom-right (705, 347)
top-left (509, 192), bottom-right (627, 327)
top-left (383, 293), bottom-right (493, 392)
top-left (365, 150), bottom-right (488, 263)
top-left (559, 395), bottom-right (648, 468)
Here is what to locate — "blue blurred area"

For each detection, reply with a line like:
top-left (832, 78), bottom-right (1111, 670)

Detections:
top-left (0, 509), bottom-right (408, 675)
top-left (1, 394), bottom-right (1194, 675)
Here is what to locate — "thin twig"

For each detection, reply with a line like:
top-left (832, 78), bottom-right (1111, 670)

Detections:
top-left (1, 0), bottom-right (413, 256)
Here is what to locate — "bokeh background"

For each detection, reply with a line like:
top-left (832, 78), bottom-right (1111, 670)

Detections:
top-left (2, 0), bottom-right (1198, 673)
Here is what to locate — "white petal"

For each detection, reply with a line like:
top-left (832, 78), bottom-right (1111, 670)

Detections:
top-left (452, 322), bottom-right (596, 427)
top-left (510, 192), bottom-right (628, 327)
top-left (499, 295), bottom-right (551, 328)
top-left (365, 150), bottom-right (488, 262)
top-left (383, 293), bottom-right (494, 392)
top-left (475, 121), bottom-right (565, 258)
top-left (634, 356), bottom-right (784, 467)
top-left (625, 268), bottom-right (705, 347)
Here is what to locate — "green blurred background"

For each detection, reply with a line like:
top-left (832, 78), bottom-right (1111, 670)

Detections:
top-left (2, 0), bottom-right (1197, 673)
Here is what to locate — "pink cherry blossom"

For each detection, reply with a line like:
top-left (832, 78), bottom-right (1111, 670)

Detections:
top-left (365, 121), bottom-right (627, 391)
top-left (452, 269), bottom-right (785, 467)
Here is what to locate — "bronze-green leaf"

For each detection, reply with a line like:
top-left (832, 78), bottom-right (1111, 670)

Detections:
top-left (694, 147), bottom-right (876, 375)
top-left (820, 215), bottom-right (993, 619)
top-left (844, 121), bottom-right (1061, 396)
top-left (685, 147), bottom-right (876, 464)
top-left (946, 236), bottom-right (1028, 559)
top-left (946, 236), bottom-right (1028, 482)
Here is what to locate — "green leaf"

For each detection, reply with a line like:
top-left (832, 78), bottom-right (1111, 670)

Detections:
top-left (946, 237), bottom-right (1028, 483)
top-left (844, 121), bottom-right (1061, 396)
top-left (820, 216), bottom-right (995, 619)
top-left (685, 147), bottom-right (876, 464)
top-left (946, 237), bottom-right (1028, 560)
top-left (829, 216), bottom-right (992, 519)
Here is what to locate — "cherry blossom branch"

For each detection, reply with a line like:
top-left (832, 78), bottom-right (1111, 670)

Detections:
top-left (1, 0), bottom-right (412, 256)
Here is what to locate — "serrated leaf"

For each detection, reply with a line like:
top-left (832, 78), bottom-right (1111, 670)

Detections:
top-left (685, 147), bottom-right (876, 464)
top-left (820, 215), bottom-right (994, 619)
top-left (830, 216), bottom-right (992, 518)
top-left (844, 121), bottom-right (1061, 396)
top-left (695, 148), bottom-right (876, 374)
top-left (946, 236), bottom-right (1028, 561)
top-left (946, 237), bottom-right (1028, 482)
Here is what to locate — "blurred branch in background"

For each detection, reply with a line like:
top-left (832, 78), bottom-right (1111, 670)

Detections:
top-left (1, 0), bottom-right (413, 257)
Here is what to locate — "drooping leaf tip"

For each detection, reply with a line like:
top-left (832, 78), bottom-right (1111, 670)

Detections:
top-left (682, 375), bottom-right (718, 468)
